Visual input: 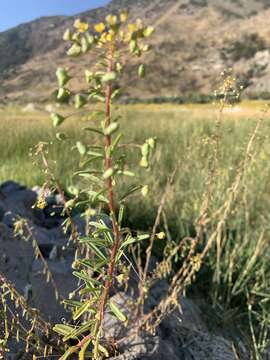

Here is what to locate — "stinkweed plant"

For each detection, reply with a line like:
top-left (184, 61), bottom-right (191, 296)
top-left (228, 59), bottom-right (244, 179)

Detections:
top-left (50, 12), bottom-right (156, 359)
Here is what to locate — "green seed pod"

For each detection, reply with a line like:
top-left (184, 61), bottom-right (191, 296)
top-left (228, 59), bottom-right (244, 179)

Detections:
top-left (147, 137), bottom-right (156, 149)
top-left (81, 36), bottom-right (91, 53)
top-left (101, 71), bottom-right (117, 83)
top-left (138, 64), bottom-right (145, 78)
top-left (57, 88), bottom-right (70, 102)
top-left (75, 94), bottom-right (87, 109)
top-left (56, 132), bottom-right (67, 141)
top-left (143, 26), bottom-right (155, 38)
top-left (141, 143), bottom-right (150, 157)
top-left (103, 168), bottom-right (114, 179)
top-left (85, 33), bottom-right (95, 45)
top-left (56, 68), bottom-right (70, 87)
top-left (65, 199), bottom-right (75, 209)
top-left (63, 29), bottom-right (72, 41)
top-left (141, 185), bottom-right (149, 197)
top-left (140, 156), bottom-right (149, 168)
top-left (67, 43), bottom-right (81, 57)
top-left (51, 113), bottom-right (65, 127)
top-left (85, 70), bottom-right (94, 83)
top-left (129, 40), bottom-right (137, 53)
top-left (76, 141), bottom-right (86, 155)
top-left (104, 122), bottom-right (119, 136)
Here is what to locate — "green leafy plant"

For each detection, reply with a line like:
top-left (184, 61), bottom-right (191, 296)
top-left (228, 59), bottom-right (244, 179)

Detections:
top-left (50, 13), bottom-right (156, 359)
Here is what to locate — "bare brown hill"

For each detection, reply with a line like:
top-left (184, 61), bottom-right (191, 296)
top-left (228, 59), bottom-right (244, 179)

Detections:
top-left (1, 0), bottom-right (270, 102)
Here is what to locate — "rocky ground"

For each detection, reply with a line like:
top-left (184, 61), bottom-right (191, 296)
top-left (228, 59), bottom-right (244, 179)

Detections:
top-left (0, 181), bottom-right (248, 359)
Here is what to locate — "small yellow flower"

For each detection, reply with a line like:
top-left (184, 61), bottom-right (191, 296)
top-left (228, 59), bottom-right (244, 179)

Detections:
top-left (120, 11), bottom-right (129, 23)
top-left (128, 23), bottom-right (137, 33)
top-left (95, 22), bottom-right (106, 33)
top-left (106, 14), bottom-right (117, 26)
top-left (106, 33), bottom-right (114, 42)
top-left (74, 19), bottom-right (89, 33)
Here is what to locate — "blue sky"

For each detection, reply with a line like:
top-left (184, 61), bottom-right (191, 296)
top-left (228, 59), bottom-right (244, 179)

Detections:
top-left (0, 0), bottom-right (110, 32)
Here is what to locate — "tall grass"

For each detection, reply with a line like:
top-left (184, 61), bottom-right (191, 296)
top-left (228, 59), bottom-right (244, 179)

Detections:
top-left (1, 102), bottom-right (270, 355)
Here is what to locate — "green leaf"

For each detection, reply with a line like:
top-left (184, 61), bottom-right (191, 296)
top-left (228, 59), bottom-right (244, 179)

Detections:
top-left (118, 205), bottom-right (125, 225)
top-left (110, 133), bottom-right (123, 154)
top-left (121, 234), bottom-right (149, 248)
top-left (53, 324), bottom-right (75, 337)
top-left (79, 339), bottom-right (91, 360)
top-left (63, 300), bottom-right (82, 308)
top-left (111, 88), bottom-right (122, 100)
top-left (56, 68), bottom-right (70, 87)
top-left (59, 346), bottom-right (79, 360)
top-left (51, 112), bottom-right (65, 127)
top-left (86, 243), bottom-right (107, 261)
top-left (76, 141), bottom-right (87, 155)
top-left (109, 301), bottom-right (127, 322)
top-left (83, 127), bottom-right (104, 136)
top-left (120, 185), bottom-right (142, 201)
top-left (77, 173), bottom-right (103, 185)
top-left (73, 271), bottom-right (102, 287)
top-left (73, 301), bottom-right (92, 321)
top-left (88, 190), bottom-right (108, 204)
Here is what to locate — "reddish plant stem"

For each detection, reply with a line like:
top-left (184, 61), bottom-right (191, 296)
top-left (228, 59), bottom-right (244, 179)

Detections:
top-left (97, 46), bottom-right (121, 324)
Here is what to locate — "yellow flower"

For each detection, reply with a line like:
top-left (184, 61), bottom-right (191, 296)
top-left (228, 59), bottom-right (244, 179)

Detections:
top-left (128, 23), bottom-right (137, 33)
top-left (95, 22), bottom-right (106, 33)
top-left (106, 14), bottom-right (117, 26)
top-left (106, 33), bottom-right (114, 42)
top-left (120, 11), bottom-right (129, 23)
top-left (74, 19), bottom-right (89, 33)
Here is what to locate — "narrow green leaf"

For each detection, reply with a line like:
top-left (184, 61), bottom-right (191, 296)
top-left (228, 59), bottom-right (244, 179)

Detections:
top-left (79, 338), bottom-right (91, 360)
top-left (73, 301), bottom-right (92, 321)
top-left (60, 346), bottom-right (79, 360)
top-left (53, 324), bottom-right (74, 337)
top-left (109, 301), bottom-right (127, 322)
top-left (83, 127), bottom-right (104, 136)
top-left (120, 185), bottom-right (142, 201)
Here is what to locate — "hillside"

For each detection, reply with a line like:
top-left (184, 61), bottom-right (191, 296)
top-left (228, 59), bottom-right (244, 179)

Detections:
top-left (1, 0), bottom-right (270, 102)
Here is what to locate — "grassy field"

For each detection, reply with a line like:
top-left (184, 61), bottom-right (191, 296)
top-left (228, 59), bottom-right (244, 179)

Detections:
top-left (1, 101), bottom-right (270, 351)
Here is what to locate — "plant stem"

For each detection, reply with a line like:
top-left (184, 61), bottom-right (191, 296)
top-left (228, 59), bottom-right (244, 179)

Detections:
top-left (96, 45), bottom-right (121, 334)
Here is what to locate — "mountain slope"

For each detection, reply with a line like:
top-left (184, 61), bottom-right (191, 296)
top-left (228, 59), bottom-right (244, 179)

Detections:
top-left (1, 0), bottom-right (270, 102)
